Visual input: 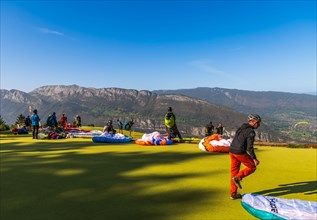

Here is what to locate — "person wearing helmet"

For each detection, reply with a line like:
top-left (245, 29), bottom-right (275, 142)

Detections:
top-left (229, 114), bottom-right (261, 200)
top-left (103, 120), bottom-right (116, 134)
top-left (164, 107), bottom-right (182, 141)
top-left (75, 114), bottom-right (81, 127)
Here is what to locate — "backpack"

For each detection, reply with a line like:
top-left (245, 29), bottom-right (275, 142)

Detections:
top-left (118, 121), bottom-right (123, 127)
top-left (124, 121), bottom-right (133, 130)
top-left (164, 113), bottom-right (175, 128)
top-left (46, 116), bottom-right (53, 126)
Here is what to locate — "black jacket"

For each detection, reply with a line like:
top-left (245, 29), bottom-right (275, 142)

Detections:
top-left (103, 124), bottom-right (116, 134)
top-left (230, 123), bottom-right (257, 159)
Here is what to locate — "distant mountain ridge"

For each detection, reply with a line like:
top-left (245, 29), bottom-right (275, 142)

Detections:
top-left (1, 85), bottom-right (315, 143)
top-left (154, 87), bottom-right (317, 142)
top-left (153, 87), bottom-right (316, 116)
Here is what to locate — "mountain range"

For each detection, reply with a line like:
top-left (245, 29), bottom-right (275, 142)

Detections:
top-left (154, 87), bottom-right (316, 142)
top-left (1, 85), bottom-right (316, 143)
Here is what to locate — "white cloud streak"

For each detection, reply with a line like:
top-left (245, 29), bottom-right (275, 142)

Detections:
top-left (35, 27), bottom-right (65, 36)
top-left (189, 60), bottom-right (226, 75)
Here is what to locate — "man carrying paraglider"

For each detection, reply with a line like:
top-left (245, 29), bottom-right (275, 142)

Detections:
top-left (229, 114), bottom-right (261, 200)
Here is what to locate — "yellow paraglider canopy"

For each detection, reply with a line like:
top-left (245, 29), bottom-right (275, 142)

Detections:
top-left (294, 121), bottom-right (309, 128)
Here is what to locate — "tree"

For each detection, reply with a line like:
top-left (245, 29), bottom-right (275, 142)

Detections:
top-left (15, 114), bottom-right (25, 127)
top-left (0, 115), bottom-right (10, 131)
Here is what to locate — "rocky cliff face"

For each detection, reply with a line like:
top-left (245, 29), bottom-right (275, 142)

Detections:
top-left (1, 85), bottom-right (287, 142)
top-left (1, 89), bottom-right (39, 104)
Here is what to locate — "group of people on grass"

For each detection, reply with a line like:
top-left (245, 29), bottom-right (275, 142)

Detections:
top-left (58, 113), bottom-right (82, 128)
top-left (27, 110), bottom-right (82, 139)
top-left (161, 107), bottom-right (262, 200)
top-left (205, 121), bottom-right (224, 136)
top-left (101, 107), bottom-right (180, 139)
top-left (27, 107), bottom-right (263, 200)
top-left (26, 107), bottom-right (226, 142)
top-left (102, 119), bottom-right (134, 137)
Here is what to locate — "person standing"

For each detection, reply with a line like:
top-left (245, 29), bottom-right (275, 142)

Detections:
top-left (60, 113), bottom-right (68, 128)
top-left (103, 120), bottom-right (116, 134)
top-left (31, 109), bottom-right (40, 139)
top-left (205, 121), bottom-right (214, 137)
top-left (229, 114), bottom-right (261, 200)
top-left (75, 115), bottom-right (82, 127)
top-left (216, 123), bottom-right (224, 135)
top-left (124, 119), bottom-right (134, 137)
top-left (164, 107), bottom-right (182, 141)
top-left (117, 119), bottom-right (123, 134)
top-left (51, 112), bottom-right (58, 128)
top-left (24, 115), bottom-right (31, 131)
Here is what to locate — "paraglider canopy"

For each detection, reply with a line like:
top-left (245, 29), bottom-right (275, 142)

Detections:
top-left (294, 121), bottom-right (309, 128)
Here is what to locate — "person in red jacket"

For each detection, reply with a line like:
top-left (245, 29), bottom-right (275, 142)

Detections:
top-left (229, 114), bottom-right (261, 200)
top-left (60, 113), bottom-right (67, 128)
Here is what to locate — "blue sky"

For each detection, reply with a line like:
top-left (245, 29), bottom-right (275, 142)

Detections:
top-left (1, 0), bottom-right (316, 94)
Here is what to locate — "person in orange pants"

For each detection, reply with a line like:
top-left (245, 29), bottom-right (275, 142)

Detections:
top-left (229, 114), bottom-right (261, 200)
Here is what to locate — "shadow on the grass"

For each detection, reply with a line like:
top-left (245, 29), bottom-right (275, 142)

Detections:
top-left (1, 139), bottom-right (221, 220)
top-left (253, 180), bottom-right (317, 197)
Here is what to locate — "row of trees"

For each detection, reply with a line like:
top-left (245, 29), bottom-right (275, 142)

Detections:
top-left (0, 114), bottom-right (32, 131)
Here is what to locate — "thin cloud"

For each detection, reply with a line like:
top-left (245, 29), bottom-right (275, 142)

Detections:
top-left (35, 27), bottom-right (64, 36)
top-left (189, 60), bottom-right (226, 75)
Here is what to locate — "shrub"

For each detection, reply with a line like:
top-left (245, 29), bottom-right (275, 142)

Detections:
top-left (0, 124), bottom-right (10, 131)
top-left (0, 115), bottom-right (10, 131)
top-left (288, 144), bottom-right (317, 149)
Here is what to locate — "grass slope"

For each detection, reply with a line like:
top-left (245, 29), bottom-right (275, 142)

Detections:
top-left (1, 134), bottom-right (316, 220)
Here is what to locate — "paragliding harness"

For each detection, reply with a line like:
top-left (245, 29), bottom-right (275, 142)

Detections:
top-left (164, 112), bottom-right (175, 129)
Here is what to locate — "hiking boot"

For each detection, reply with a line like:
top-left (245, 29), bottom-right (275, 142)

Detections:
top-left (232, 176), bottom-right (242, 189)
top-left (230, 193), bottom-right (242, 200)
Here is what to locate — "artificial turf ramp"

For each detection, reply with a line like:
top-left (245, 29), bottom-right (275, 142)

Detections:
top-left (1, 135), bottom-right (316, 220)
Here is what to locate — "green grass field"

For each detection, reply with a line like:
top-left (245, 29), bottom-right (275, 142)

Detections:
top-left (1, 132), bottom-right (316, 220)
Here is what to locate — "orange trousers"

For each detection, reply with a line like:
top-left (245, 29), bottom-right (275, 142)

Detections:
top-left (229, 152), bottom-right (256, 196)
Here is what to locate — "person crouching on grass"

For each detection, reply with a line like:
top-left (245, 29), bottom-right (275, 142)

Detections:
top-left (229, 114), bottom-right (261, 200)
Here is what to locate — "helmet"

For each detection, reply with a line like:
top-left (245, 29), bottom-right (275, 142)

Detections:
top-left (167, 107), bottom-right (172, 112)
top-left (108, 120), bottom-right (113, 124)
top-left (248, 114), bottom-right (261, 122)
